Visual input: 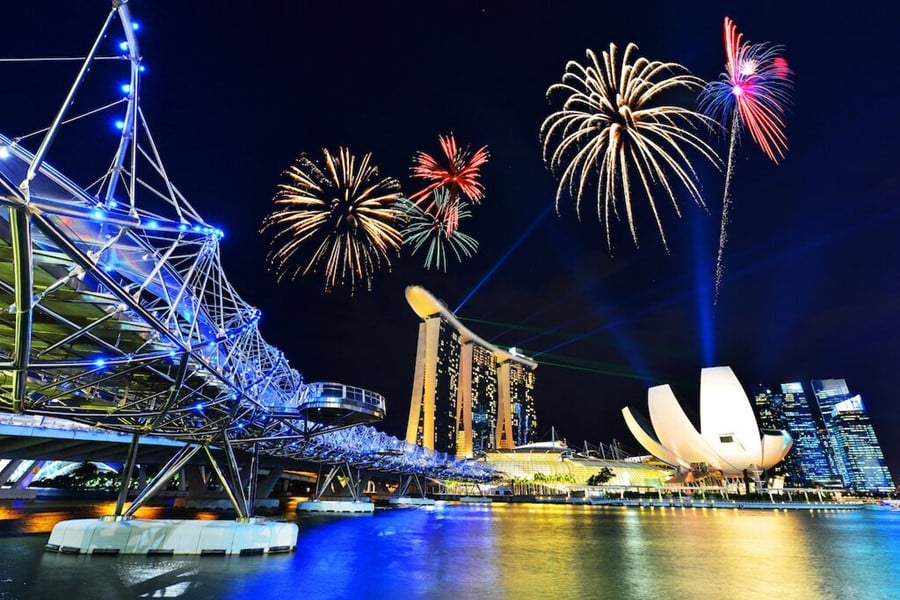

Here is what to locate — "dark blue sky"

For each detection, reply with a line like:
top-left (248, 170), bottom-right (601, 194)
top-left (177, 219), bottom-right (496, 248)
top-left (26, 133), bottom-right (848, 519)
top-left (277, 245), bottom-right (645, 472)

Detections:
top-left (4, 1), bottom-right (900, 478)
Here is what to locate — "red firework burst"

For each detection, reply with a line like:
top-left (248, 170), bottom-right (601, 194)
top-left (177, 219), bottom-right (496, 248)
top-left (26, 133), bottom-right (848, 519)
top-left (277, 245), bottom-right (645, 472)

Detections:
top-left (409, 134), bottom-right (488, 235)
top-left (409, 134), bottom-right (488, 203)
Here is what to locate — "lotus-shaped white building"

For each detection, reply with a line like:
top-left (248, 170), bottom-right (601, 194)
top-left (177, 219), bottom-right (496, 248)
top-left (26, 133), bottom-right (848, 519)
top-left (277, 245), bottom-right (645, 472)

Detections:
top-left (622, 366), bottom-right (792, 477)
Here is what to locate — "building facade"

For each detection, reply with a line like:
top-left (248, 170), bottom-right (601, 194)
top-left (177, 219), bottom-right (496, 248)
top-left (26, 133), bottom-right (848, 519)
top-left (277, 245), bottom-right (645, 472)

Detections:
top-left (780, 382), bottom-right (837, 486)
top-left (405, 286), bottom-right (538, 459)
top-left (754, 383), bottom-right (839, 486)
top-left (754, 378), bottom-right (894, 493)
top-left (825, 395), bottom-right (895, 493)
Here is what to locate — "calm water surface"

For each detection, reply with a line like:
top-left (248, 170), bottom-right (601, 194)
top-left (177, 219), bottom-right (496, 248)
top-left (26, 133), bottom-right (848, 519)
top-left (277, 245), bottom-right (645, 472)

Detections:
top-left (0, 500), bottom-right (898, 599)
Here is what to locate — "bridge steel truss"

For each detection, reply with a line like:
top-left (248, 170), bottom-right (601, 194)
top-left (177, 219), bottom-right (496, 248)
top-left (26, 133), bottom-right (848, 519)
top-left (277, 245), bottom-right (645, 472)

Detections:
top-left (0, 0), bottom-right (494, 518)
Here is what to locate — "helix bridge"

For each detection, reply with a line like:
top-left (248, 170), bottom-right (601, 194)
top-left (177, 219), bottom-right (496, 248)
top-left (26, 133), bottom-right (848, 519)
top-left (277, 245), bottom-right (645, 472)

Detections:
top-left (0, 0), bottom-right (494, 523)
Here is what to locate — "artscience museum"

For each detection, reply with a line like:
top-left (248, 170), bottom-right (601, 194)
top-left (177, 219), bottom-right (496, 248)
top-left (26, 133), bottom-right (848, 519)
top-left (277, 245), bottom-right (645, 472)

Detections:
top-left (622, 366), bottom-right (793, 483)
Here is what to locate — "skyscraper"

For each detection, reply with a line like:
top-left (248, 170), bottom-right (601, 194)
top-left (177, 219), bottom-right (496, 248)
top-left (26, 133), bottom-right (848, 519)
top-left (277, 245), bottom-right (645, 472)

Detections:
top-left (805, 378), bottom-right (895, 493)
top-left (753, 383), bottom-right (833, 486)
top-left (405, 286), bottom-right (538, 458)
top-left (779, 382), bottom-right (837, 486)
top-left (406, 316), bottom-right (461, 453)
top-left (827, 395), bottom-right (895, 493)
top-left (505, 358), bottom-right (537, 447)
top-left (753, 386), bottom-right (796, 483)
top-left (754, 378), bottom-right (894, 492)
top-left (810, 378), bottom-right (853, 426)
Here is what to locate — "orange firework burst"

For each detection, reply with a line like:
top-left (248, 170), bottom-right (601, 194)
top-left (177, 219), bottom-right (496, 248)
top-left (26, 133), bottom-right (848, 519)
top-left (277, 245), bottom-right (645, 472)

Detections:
top-left (261, 148), bottom-right (404, 293)
top-left (541, 43), bottom-right (720, 252)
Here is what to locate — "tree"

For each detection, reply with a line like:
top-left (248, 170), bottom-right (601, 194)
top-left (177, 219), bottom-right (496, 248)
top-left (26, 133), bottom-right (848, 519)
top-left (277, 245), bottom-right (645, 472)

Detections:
top-left (32, 462), bottom-right (119, 490)
top-left (587, 467), bottom-right (614, 486)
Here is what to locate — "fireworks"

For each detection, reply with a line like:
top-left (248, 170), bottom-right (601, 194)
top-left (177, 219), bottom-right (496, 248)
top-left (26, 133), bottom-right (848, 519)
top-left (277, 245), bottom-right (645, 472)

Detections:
top-left (409, 134), bottom-right (489, 235)
top-left (260, 148), bottom-right (404, 293)
top-left (400, 190), bottom-right (478, 271)
top-left (541, 43), bottom-right (720, 252)
top-left (699, 16), bottom-right (793, 299)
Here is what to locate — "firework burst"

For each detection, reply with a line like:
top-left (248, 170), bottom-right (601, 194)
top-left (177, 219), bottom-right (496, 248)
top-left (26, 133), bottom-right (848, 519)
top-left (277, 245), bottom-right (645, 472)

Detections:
top-left (400, 190), bottom-right (478, 271)
top-left (409, 134), bottom-right (489, 235)
top-left (260, 147), bottom-right (404, 293)
top-left (699, 16), bottom-right (793, 300)
top-left (541, 43), bottom-right (720, 252)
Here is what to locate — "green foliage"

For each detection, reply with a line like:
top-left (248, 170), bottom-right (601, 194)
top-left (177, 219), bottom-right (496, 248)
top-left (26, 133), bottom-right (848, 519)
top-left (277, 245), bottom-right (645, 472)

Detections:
top-left (587, 467), bottom-right (614, 486)
top-left (33, 462), bottom-right (119, 490)
top-left (532, 472), bottom-right (576, 484)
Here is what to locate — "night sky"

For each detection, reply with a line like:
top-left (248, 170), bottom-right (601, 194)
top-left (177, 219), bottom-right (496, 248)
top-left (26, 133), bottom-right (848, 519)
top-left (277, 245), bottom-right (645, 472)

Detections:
top-left (4, 2), bottom-right (900, 479)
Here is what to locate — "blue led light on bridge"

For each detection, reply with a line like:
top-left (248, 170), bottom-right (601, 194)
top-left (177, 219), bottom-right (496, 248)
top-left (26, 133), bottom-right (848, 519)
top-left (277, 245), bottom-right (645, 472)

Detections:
top-left (91, 209), bottom-right (105, 220)
top-left (0, 146), bottom-right (10, 160)
top-left (120, 83), bottom-right (132, 95)
top-left (131, 21), bottom-right (140, 31)
top-left (94, 358), bottom-right (106, 368)
top-left (146, 219), bottom-right (158, 229)
top-left (114, 119), bottom-right (125, 131)
top-left (194, 403), bottom-right (204, 412)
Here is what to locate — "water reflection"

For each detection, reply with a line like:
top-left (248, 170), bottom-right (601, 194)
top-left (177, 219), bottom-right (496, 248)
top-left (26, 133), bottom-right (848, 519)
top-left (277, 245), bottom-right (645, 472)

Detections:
top-left (0, 500), bottom-right (167, 535)
top-left (0, 502), bottom-right (898, 599)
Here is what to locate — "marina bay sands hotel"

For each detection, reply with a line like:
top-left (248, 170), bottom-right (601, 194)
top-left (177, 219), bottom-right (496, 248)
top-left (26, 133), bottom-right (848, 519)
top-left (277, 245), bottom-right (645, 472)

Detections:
top-left (404, 286), bottom-right (538, 459)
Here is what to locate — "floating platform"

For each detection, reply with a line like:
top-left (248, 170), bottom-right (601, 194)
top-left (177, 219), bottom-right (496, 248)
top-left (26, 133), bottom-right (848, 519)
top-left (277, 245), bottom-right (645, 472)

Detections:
top-left (297, 499), bottom-right (375, 514)
top-left (458, 496), bottom-right (493, 504)
top-left (388, 497), bottom-right (436, 508)
top-left (45, 517), bottom-right (298, 556)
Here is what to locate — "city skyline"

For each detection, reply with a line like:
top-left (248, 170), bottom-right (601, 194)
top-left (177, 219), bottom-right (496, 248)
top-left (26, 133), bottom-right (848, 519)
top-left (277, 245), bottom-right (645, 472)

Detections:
top-left (756, 378), bottom-right (894, 492)
top-left (1, 2), bottom-right (898, 480)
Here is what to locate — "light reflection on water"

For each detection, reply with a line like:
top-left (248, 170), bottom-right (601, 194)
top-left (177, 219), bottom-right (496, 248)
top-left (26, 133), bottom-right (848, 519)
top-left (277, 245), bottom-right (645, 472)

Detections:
top-left (0, 502), bottom-right (898, 599)
top-left (0, 500), bottom-right (167, 535)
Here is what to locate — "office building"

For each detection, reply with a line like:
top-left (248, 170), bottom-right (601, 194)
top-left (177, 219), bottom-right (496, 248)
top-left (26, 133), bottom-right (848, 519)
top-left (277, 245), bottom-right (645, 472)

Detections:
top-left (753, 378), bottom-right (894, 492)
top-left (779, 382), bottom-right (838, 486)
top-left (827, 395), bottom-right (895, 493)
top-left (810, 378), bottom-right (894, 492)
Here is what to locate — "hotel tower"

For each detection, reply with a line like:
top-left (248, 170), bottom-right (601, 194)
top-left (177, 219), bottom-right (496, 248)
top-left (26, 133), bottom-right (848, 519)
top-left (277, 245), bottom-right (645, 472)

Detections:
top-left (404, 286), bottom-right (538, 459)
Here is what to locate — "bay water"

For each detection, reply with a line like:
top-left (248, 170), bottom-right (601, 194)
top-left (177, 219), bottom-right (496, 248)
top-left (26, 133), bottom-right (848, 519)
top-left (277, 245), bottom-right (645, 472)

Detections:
top-left (0, 500), bottom-right (897, 599)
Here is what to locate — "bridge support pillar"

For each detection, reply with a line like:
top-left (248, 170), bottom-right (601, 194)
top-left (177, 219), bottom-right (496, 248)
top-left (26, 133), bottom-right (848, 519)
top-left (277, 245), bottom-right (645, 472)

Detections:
top-left (256, 466), bottom-right (283, 499)
top-left (0, 459), bottom-right (26, 486)
top-left (13, 459), bottom-right (44, 489)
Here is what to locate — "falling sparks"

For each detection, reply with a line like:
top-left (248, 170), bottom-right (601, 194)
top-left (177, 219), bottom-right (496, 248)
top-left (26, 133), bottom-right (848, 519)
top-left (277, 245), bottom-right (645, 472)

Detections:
top-left (541, 42), bottom-right (720, 252)
top-left (699, 16), bottom-right (794, 300)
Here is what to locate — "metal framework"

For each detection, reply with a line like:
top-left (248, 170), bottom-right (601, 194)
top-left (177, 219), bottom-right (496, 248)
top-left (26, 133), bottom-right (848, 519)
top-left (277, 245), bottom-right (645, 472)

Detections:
top-left (0, 0), bottom-right (494, 515)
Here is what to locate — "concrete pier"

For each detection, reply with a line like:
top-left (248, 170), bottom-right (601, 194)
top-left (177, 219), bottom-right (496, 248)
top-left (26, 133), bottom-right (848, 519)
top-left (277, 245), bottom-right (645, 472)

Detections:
top-left (45, 517), bottom-right (298, 556)
top-left (388, 497), bottom-right (436, 508)
top-left (297, 499), bottom-right (375, 514)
